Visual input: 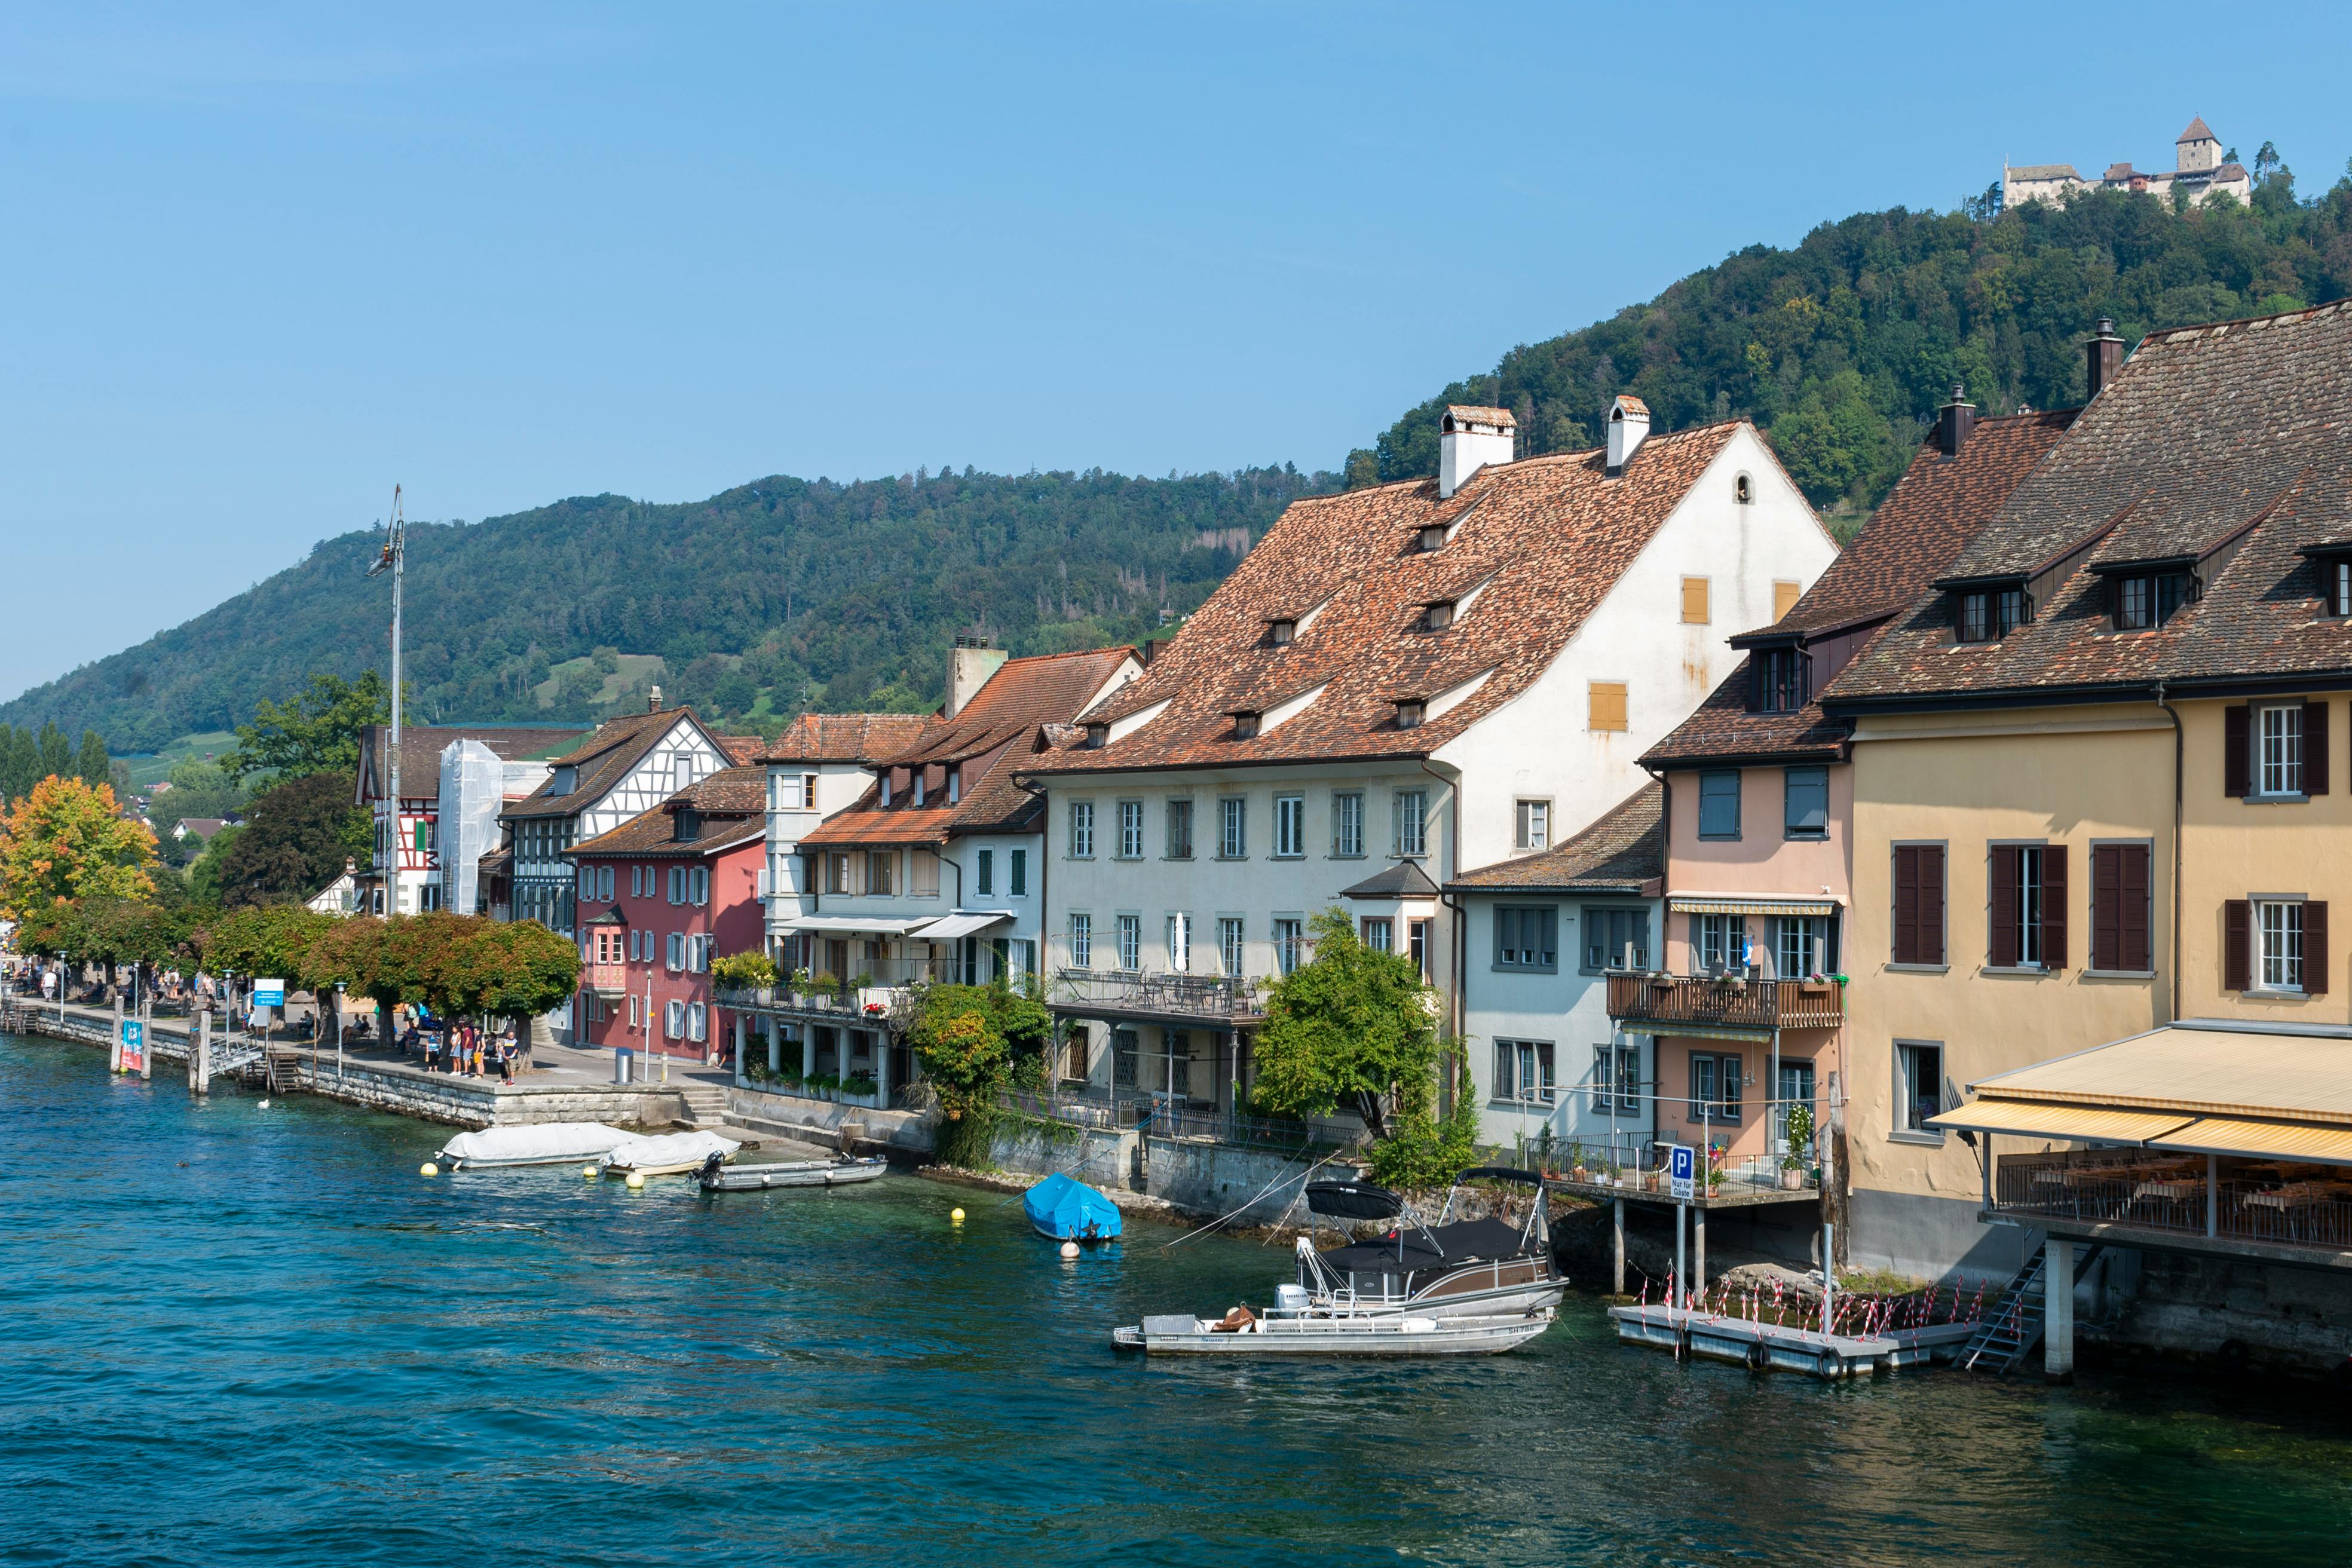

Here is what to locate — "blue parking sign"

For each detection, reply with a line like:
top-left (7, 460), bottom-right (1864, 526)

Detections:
top-left (1669, 1144), bottom-right (1695, 1201)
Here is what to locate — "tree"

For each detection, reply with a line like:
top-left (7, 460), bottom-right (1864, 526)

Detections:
top-left (213, 771), bottom-right (369, 905)
top-left (186, 825), bottom-right (246, 904)
top-left (223, 672), bottom-right (389, 782)
top-left (1364, 1040), bottom-right (1482, 1190)
top-left (299, 914), bottom-right (422, 1022)
top-left (0, 776), bottom-right (157, 924)
top-left (149, 757), bottom-right (249, 840)
top-left (74, 730), bottom-right (111, 791)
top-left (482, 918), bottom-right (583, 1021)
top-left (1250, 907), bottom-right (1435, 1140)
top-left (908, 975), bottom-right (1052, 1127)
top-left (195, 902), bottom-right (333, 981)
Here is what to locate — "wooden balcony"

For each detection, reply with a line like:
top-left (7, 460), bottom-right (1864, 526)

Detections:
top-left (583, 961), bottom-right (632, 998)
top-left (1604, 972), bottom-right (1844, 1032)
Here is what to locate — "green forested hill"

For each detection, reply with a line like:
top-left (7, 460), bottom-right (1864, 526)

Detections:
top-left (2, 466), bottom-right (1328, 751)
top-left (1356, 164), bottom-right (2352, 515)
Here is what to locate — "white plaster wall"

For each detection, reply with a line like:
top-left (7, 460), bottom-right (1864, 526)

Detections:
top-left (763, 759), bottom-right (888, 939)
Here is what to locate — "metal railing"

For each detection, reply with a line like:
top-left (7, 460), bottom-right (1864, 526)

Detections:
top-left (1993, 1149), bottom-right (2352, 1250)
top-left (1050, 969), bottom-right (1264, 1022)
top-left (1604, 971), bottom-right (1844, 1030)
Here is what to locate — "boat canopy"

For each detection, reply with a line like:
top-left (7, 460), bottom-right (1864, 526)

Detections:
top-left (1319, 1217), bottom-right (1532, 1275)
top-left (1306, 1180), bottom-right (1404, 1220)
top-left (438, 1123), bottom-right (643, 1166)
top-left (1022, 1171), bottom-right (1123, 1240)
top-left (1453, 1166), bottom-right (1545, 1189)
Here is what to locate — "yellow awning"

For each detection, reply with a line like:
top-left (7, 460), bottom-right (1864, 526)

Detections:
top-left (2150, 1116), bottom-right (2352, 1165)
top-left (1927, 1100), bottom-right (2195, 1143)
top-left (1668, 896), bottom-right (1843, 917)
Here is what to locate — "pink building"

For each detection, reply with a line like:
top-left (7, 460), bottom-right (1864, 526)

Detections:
top-left (569, 766), bottom-right (766, 1063)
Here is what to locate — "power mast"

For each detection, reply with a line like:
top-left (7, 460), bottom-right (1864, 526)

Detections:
top-left (366, 485), bottom-right (406, 898)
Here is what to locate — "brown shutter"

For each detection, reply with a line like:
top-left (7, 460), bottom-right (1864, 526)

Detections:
top-left (1987, 846), bottom-right (2020, 967)
top-left (2225, 705), bottom-right (2251, 798)
top-left (2091, 846), bottom-right (2123, 971)
top-left (2042, 843), bottom-right (2069, 970)
top-left (2224, 899), bottom-right (2253, 991)
top-left (1893, 846), bottom-right (1919, 964)
top-left (1922, 844), bottom-right (1947, 966)
top-left (2121, 844), bottom-right (2152, 972)
top-left (2307, 701), bottom-right (2330, 795)
top-left (2307, 901), bottom-right (2329, 996)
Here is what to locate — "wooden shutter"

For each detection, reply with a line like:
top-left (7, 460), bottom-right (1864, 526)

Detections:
top-left (2041, 844), bottom-right (2068, 970)
top-left (1987, 846), bottom-right (2021, 967)
top-left (2225, 704), bottom-right (2251, 797)
top-left (1774, 580), bottom-right (1802, 620)
top-left (1682, 577), bottom-right (1711, 624)
top-left (1894, 847), bottom-right (1920, 964)
top-left (2121, 844), bottom-right (2152, 972)
top-left (1921, 844), bottom-right (1946, 964)
top-left (2307, 701), bottom-right (2331, 795)
top-left (2091, 846), bottom-right (2122, 970)
top-left (2308, 901), bottom-right (2330, 995)
top-left (2224, 899), bottom-right (2252, 991)
top-left (1589, 681), bottom-right (1629, 732)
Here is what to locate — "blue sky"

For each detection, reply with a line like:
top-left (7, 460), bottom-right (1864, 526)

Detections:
top-left (5, 1), bottom-right (2351, 707)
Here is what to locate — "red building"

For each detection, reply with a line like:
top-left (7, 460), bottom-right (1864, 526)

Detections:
top-left (569, 767), bottom-right (767, 1062)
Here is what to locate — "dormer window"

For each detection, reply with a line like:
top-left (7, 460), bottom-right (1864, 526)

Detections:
top-left (1083, 722), bottom-right (1110, 749)
top-left (1953, 583), bottom-right (2031, 644)
top-left (947, 764), bottom-right (961, 803)
top-left (2333, 561), bottom-right (2352, 618)
top-left (1752, 647), bottom-right (1806, 713)
top-left (675, 808), bottom-right (702, 844)
top-left (549, 765), bottom-right (577, 797)
top-left (914, 772), bottom-right (927, 807)
top-left (1421, 600), bottom-right (1455, 632)
top-left (1231, 710), bottom-right (1261, 740)
top-left (1395, 700), bottom-right (1426, 730)
top-left (1267, 618), bottom-right (1297, 647)
top-left (1416, 523), bottom-right (1447, 553)
top-left (2112, 571), bottom-right (2191, 632)
top-left (880, 774), bottom-right (893, 807)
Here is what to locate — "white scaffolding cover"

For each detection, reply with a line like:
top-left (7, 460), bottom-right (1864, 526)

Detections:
top-left (439, 740), bottom-right (508, 917)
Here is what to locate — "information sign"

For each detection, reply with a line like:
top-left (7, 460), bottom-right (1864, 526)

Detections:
top-left (252, 978), bottom-right (287, 1009)
top-left (1669, 1143), bottom-right (1695, 1202)
top-left (120, 1018), bottom-right (145, 1074)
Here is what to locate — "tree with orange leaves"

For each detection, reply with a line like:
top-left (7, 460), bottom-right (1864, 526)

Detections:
top-left (0, 775), bottom-right (157, 926)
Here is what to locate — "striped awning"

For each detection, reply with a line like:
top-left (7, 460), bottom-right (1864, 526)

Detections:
top-left (1928, 1100), bottom-right (2194, 1143)
top-left (1668, 895), bottom-right (1844, 916)
top-left (2151, 1116), bottom-right (2352, 1165)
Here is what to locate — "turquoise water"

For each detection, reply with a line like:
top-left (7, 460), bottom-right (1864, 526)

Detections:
top-left (6, 1030), bottom-right (2351, 1567)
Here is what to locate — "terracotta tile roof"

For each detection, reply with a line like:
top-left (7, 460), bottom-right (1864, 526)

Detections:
top-left (1829, 302), bottom-right (2352, 708)
top-left (1444, 404), bottom-right (1517, 428)
top-left (801, 647), bottom-right (1138, 847)
top-left (1642, 410), bottom-right (2078, 767)
top-left (1448, 783), bottom-right (1664, 893)
top-left (2178, 115), bottom-right (2217, 143)
top-left (357, 723), bottom-right (589, 802)
top-left (718, 734), bottom-right (764, 765)
top-left (676, 764), bottom-right (767, 814)
top-left (502, 706), bottom-right (719, 820)
top-left (1025, 426), bottom-right (1747, 777)
top-left (571, 766), bottom-right (767, 859)
top-left (760, 712), bottom-right (934, 764)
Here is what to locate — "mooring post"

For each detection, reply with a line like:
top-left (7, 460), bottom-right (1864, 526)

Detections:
top-left (1694, 1205), bottom-right (1707, 1303)
top-left (2044, 1236), bottom-right (2076, 1383)
top-left (111, 994), bottom-right (124, 1073)
top-left (1612, 1198), bottom-right (1626, 1295)
top-left (194, 1009), bottom-right (212, 1096)
top-left (140, 999), bottom-right (152, 1080)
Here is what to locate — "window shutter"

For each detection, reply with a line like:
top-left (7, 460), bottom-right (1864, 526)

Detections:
top-left (2307, 901), bottom-right (2330, 995)
top-left (1987, 846), bottom-right (2020, 967)
top-left (2307, 701), bottom-right (2330, 795)
top-left (2091, 846), bottom-right (2122, 970)
top-left (1893, 847), bottom-right (1919, 964)
top-left (2121, 844), bottom-right (2152, 972)
top-left (1921, 845), bottom-right (1946, 965)
top-left (2224, 899), bottom-right (2252, 991)
top-left (2224, 705), bottom-right (2251, 798)
top-left (2041, 844), bottom-right (2068, 970)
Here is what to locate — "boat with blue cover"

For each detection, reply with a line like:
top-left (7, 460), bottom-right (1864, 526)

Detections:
top-left (1022, 1171), bottom-right (1122, 1244)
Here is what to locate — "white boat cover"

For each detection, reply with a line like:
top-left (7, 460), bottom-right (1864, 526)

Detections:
top-left (600, 1130), bottom-right (742, 1172)
top-left (439, 1122), bottom-right (645, 1165)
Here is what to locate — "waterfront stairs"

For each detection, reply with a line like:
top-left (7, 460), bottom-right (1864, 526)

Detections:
top-left (675, 1082), bottom-right (730, 1127)
top-left (1960, 1241), bottom-right (2106, 1374)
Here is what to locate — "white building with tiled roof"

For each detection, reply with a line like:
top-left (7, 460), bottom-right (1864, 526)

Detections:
top-left (1021, 403), bottom-right (1836, 1124)
top-left (2002, 115), bottom-right (2251, 212)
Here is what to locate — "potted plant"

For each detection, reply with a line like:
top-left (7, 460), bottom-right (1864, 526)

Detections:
top-left (1782, 1104), bottom-right (1814, 1190)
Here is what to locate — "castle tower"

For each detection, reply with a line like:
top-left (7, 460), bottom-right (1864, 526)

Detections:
top-left (2176, 115), bottom-right (2221, 174)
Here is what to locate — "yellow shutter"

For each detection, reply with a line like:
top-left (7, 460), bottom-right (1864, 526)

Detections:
top-left (1681, 577), bottom-right (1710, 624)
top-left (1774, 580), bottom-right (1802, 620)
top-left (1588, 681), bottom-right (1629, 732)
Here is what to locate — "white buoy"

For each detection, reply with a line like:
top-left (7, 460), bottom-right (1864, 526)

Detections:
top-left (583, 1165), bottom-right (600, 1178)
top-left (419, 1162), bottom-right (438, 1177)
top-left (1059, 1240), bottom-right (1080, 1260)
top-left (950, 1207), bottom-right (966, 1224)
top-left (258, 1099), bottom-right (271, 1110)
top-left (624, 1171), bottom-right (645, 1189)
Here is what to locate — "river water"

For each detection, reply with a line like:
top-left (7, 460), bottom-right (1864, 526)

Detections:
top-left (5, 1030), bottom-right (2350, 1567)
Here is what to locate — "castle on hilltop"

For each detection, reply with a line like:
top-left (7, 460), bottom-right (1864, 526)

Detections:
top-left (2002, 116), bottom-right (2251, 212)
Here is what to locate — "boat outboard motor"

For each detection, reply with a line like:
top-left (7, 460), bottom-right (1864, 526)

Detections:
top-left (698, 1150), bottom-right (727, 1187)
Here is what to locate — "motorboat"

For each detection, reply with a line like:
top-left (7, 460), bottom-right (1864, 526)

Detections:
top-left (437, 1122), bottom-right (647, 1169)
top-left (697, 1151), bottom-right (889, 1190)
top-left (1112, 1294), bottom-right (1554, 1356)
top-left (1022, 1171), bottom-right (1122, 1243)
top-left (600, 1130), bottom-right (741, 1177)
top-left (1295, 1166), bottom-right (1564, 1318)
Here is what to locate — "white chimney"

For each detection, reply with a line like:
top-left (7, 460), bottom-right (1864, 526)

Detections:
top-left (1438, 405), bottom-right (1516, 500)
top-left (946, 637), bottom-right (1009, 718)
top-left (1605, 394), bottom-right (1650, 475)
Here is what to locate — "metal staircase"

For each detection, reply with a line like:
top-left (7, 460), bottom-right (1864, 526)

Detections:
top-left (1960, 1241), bottom-right (2103, 1374)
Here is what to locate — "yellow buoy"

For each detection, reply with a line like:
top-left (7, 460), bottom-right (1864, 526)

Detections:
top-left (625, 1171), bottom-right (645, 1189)
top-left (951, 1206), bottom-right (966, 1224)
top-left (419, 1162), bottom-right (438, 1177)
top-left (583, 1165), bottom-right (600, 1179)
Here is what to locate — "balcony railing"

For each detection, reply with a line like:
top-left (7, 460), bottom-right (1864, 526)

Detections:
top-left (583, 961), bottom-right (631, 996)
top-left (1993, 1149), bottom-right (2352, 1251)
top-left (717, 979), bottom-right (914, 1024)
top-left (1050, 968), bottom-right (1264, 1024)
top-left (1604, 972), bottom-right (1844, 1031)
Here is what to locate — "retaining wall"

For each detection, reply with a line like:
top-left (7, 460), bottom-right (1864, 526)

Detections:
top-left (984, 1115), bottom-right (1328, 1226)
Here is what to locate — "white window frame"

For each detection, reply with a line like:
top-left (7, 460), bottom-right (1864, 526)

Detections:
top-left (2257, 896), bottom-right (2306, 992)
top-left (1514, 798), bottom-right (1550, 852)
top-left (1333, 791), bottom-right (1364, 858)
top-left (1218, 796), bottom-right (1247, 859)
top-left (1070, 912), bottom-right (1092, 969)
top-left (688, 1002), bottom-right (706, 1042)
top-left (1273, 917), bottom-right (1306, 976)
top-left (2258, 703), bottom-right (2305, 798)
top-left (1117, 800), bottom-right (1145, 859)
top-left (1273, 794), bottom-right (1306, 859)
top-left (1165, 798), bottom-right (1194, 860)
top-left (1218, 917), bottom-right (1245, 978)
top-left (1895, 1040), bottom-right (1944, 1139)
top-left (1070, 801), bottom-right (1095, 859)
top-left (1116, 914), bottom-right (1142, 973)
top-left (1394, 789), bottom-right (1428, 858)
top-left (665, 999), bottom-right (685, 1040)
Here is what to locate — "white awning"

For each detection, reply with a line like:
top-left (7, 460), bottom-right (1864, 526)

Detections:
top-left (777, 915), bottom-right (934, 935)
top-left (912, 911), bottom-right (1016, 941)
top-left (1669, 893), bottom-right (1845, 916)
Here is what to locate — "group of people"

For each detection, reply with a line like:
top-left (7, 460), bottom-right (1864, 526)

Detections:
top-left (413, 1018), bottom-right (523, 1082)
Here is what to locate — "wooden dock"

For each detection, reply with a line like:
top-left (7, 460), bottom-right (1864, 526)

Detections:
top-left (1608, 1304), bottom-right (1977, 1380)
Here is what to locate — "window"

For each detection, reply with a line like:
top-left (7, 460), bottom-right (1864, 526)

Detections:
top-left (2333, 561), bottom-right (2352, 618)
top-left (1274, 918), bottom-right (1306, 976)
top-left (975, 849), bottom-right (994, 897)
top-left (1514, 799), bottom-right (1549, 852)
top-left (666, 1000), bottom-right (685, 1040)
top-left (1416, 523), bottom-right (1446, 553)
top-left (1360, 917), bottom-right (1392, 952)
top-left (1070, 913), bottom-right (1092, 968)
top-left (1896, 1043), bottom-right (1943, 1136)
top-left (666, 866), bottom-right (682, 904)
top-left (1695, 913), bottom-right (1744, 972)
top-left (1584, 906), bottom-right (1650, 972)
top-left (1689, 1054), bottom-right (1741, 1121)
top-left (1408, 918), bottom-right (1433, 980)
top-left (1165, 912), bottom-right (1191, 972)
top-left (631, 865), bottom-right (644, 898)
top-left (1116, 914), bottom-right (1142, 972)
top-left (667, 932), bottom-right (685, 972)
top-left (413, 820), bottom-right (429, 853)
top-left (1698, 771), bottom-right (1741, 839)
top-left (1333, 792), bottom-right (1364, 858)
top-left (1494, 906), bottom-right (1558, 970)
top-left (1775, 915), bottom-right (1836, 978)
top-left (1616, 1043), bottom-right (1643, 1114)
top-left (1111, 1026), bottom-right (1140, 1089)
top-left (2260, 899), bottom-right (2305, 991)
top-left (1232, 711), bottom-right (1260, 740)
top-left (1422, 600), bottom-right (1455, 632)
top-left (1892, 843), bottom-right (1947, 966)
top-left (1756, 648), bottom-right (1804, 712)
top-left (691, 867), bottom-right (708, 905)
top-left (1773, 579), bottom-right (1800, 620)
top-left (909, 849), bottom-right (941, 898)
top-left (1737, 474), bottom-right (1754, 505)
top-left (1987, 844), bottom-right (2063, 969)
top-left (825, 853), bottom-right (852, 896)
top-left (1681, 577), bottom-right (1710, 624)
top-left (1395, 700), bottom-right (1426, 730)
top-left (1010, 939), bottom-right (1036, 979)
top-left (1997, 589), bottom-right (2028, 635)
top-left (864, 852), bottom-right (893, 897)
top-left (947, 765), bottom-right (961, 804)
top-left (1958, 592), bottom-right (1989, 642)
top-left (688, 1002), bottom-right (706, 1043)
top-left (1393, 790), bottom-right (1426, 858)
top-left (1268, 617), bottom-right (1296, 646)
top-left (1274, 794), bottom-right (1306, 858)
top-left (1783, 767), bottom-right (1829, 839)
top-left (1219, 797), bottom-right (1247, 859)
top-left (1070, 801), bottom-right (1095, 858)
top-left (1009, 849), bottom-right (1027, 898)
top-left (1588, 681), bottom-right (1628, 732)
top-left (1117, 800), bottom-right (1145, 859)
top-left (2113, 571), bottom-right (2190, 631)
top-left (600, 866), bottom-right (614, 901)
top-left (2089, 843), bottom-right (2153, 972)
top-left (2259, 703), bottom-right (2305, 797)
top-left (1218, 917), bottom-right (1245, 977)
top-left (1165, 799), bottom-right (1194, 860)
top-left (1495, 1040), bottom-right (1556, 1105)
top-left (1591, 1043), bottom-right (1644, 1115)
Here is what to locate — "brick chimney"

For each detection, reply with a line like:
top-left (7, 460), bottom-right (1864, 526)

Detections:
top-left (1936, 385), bottom-right (1976, 457)
top-left (2087, 317), bottom-right (2125, 400)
